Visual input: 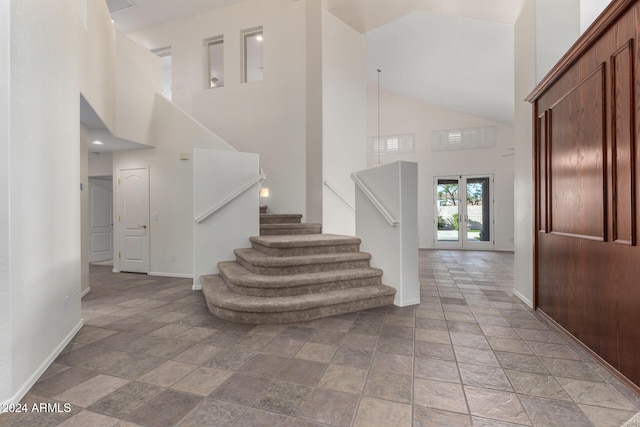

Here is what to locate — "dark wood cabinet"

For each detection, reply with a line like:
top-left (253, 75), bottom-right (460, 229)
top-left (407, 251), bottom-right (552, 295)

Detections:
top-left (527, 0), bottom-right (640, 389)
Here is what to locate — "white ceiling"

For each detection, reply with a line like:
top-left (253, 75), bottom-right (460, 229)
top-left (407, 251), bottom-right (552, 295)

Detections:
top-left (103, 0), bottom-right (523, 134)
top-left (366, 11), bottom-right (516, 124)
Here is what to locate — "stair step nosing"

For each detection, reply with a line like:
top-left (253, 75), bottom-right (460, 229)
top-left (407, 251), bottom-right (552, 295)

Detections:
top-left (202, 275), bottom-right (396, 313)
top-left (234, 249), bottom-right (371, 267)
top-left (250, 234), bottom-right (361, 248)
top-left (217, 263), bottom-right (383, 288)
top-left (260, 223), bottom-right (321, 229)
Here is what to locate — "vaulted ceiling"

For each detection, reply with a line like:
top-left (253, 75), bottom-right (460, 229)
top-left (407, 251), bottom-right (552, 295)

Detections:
top-left (108, 0), bottom-right (525, 124)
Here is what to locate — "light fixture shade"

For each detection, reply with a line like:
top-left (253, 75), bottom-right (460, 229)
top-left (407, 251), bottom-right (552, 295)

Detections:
top-left (260, 188), bottom-right (270, 198)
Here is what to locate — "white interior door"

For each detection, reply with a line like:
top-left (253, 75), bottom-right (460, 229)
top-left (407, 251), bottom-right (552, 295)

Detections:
top-left (88, 177), bottom-right (113, 263)
top-left (434, 175), bottom-right (494, 250)
top-left (118, 167), bottom-right (149, 273)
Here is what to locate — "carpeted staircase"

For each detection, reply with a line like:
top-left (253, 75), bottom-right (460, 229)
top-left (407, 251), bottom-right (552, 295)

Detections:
top-left (201, 214), bottom-right (396, 324)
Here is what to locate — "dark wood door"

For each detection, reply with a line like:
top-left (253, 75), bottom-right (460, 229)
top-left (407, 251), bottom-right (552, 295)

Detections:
top-left (528, 0), bottom-right (640, 389)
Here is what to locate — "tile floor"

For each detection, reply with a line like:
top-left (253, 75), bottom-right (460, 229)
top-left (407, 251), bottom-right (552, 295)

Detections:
top-left (2, 250), bottom-right (639, 427)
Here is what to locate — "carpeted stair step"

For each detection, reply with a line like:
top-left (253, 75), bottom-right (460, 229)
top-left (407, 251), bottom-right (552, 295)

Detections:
top-left (234, 248), bottom-right (371, 275)
top-left (259, 214), bottom-right (302, 224)
top-left (250, 234), bottom-right (361, 256)
top-left (260, 223), bottom-right (322, 236)
top-left (201, 274), bottom-right (396, 324)
top-left (218, 261), bottom-right (383, 296)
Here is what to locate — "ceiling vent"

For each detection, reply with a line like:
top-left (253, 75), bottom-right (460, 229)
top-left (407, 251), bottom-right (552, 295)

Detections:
top-left (106, 0), bottom-right (136, 14)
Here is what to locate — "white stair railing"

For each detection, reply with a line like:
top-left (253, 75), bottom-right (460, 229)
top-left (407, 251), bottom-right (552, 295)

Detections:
top-left (323, 180), bottom-right (355, 211)
top-left (195, 174), bottom-right (265, 223)
top-left (350, 173), bottom-right (399, 226)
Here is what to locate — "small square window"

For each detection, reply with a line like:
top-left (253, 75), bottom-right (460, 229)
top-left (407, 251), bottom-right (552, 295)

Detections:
top-left (204, 36), bottom-right (224, 88)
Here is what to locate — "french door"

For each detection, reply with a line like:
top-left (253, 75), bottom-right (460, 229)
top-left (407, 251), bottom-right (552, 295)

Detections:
top-left (434, 175), bottom-right (494, 249)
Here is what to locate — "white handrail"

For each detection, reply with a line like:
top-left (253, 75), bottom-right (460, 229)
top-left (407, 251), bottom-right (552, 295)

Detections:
top-left (323, 181), bottom-right (355, 211)
top-left (350, 173), bottom-right (399, 227)
top-left (195, 174), bottom-right (265, 223)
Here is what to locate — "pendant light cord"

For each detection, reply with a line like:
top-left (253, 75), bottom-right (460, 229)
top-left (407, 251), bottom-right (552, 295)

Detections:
top-left (377, 68), bottom-right (382, 167)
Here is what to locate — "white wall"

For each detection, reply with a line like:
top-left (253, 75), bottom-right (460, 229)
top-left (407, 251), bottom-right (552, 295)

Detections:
top-left (580, 0), bottom-right (611, 33)
top-left (112, 95), bottom-right (235, 277)
top-left (321, 9), bottom-right (366, 235)
top-left (514, 0), bottom-right (536, 307)
top-left (367, 88), bottom-right (515, 251)
top-left (535, 0), bottom-right (581, 81)
top-left (88, 151), bottom-right (113, 177)
top-left (127, 0), bottom-right (309, 217)
top-left (6, 0), bottom-right (86, 404)
top-left (0, 0), bottom-right (11, 404)
top-left (305, 0), bottom-right (324, 224)
top-left (81, 0), bottom-right (115, 130)
top-left (114, 33), bottom-right (162, 144)
top-left (80, 125), bottom-right (89, 296)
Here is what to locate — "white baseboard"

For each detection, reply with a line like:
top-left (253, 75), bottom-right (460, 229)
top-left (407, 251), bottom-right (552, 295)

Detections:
top-left (394, 298), bottom-right (420, 307)
top-left (192, 280), bottom-right (202, 291)
top-left (81, 287), bottom-right (91, 298)
top-left (148, 272), bottom-right (193, 279)
top-left (513, 289), bottom-right (533, 308)
top-left (1, 319), bottom-right (83, 407)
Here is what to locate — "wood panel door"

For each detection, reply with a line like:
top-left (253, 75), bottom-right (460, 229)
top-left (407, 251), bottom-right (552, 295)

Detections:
top-left (528, 0), bottom-right (640, 390)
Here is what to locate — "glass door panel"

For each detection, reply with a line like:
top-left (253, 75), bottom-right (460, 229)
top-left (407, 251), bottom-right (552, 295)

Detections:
top-left (436, 178), bottom-right (460, 244)
top-left (465, 177), bottom-right (491, 243)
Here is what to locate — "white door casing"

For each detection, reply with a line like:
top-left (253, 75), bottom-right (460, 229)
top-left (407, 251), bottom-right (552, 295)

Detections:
top-left (117, 167), bottom-right (149, 273)
top-left (88, 177), bottom-right (113, 263)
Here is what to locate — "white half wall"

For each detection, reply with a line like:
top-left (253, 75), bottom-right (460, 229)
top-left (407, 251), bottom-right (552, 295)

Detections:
top-left (321, 9), bottom-right (366, 236)
top-left (193, 149), bottom-right (260, 288)
top-left (354, 161), bottom-right (419, 307)
top-left (367, 88), bottom-right (515, 251)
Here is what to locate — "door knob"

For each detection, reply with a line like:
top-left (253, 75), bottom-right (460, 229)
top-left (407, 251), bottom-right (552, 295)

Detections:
top-left (139, 224), bottom-right (148, 229)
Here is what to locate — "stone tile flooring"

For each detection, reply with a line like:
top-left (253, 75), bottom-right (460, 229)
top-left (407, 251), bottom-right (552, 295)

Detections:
top-left (2, 250), bottom-right (639, 426)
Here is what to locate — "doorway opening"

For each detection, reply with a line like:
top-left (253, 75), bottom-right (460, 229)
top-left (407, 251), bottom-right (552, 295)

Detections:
top-left (434, 175), bottom-right (494, 250)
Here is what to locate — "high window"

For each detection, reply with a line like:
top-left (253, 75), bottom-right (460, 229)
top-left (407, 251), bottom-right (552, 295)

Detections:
top-left (151, 46), bottom-right (172, 100)
top-left (204, 36), bottom-right (224, 88)
top-left (242, 27), bottom-right (263, 83)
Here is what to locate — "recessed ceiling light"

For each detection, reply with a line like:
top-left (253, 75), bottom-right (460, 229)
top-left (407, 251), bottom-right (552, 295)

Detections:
top-left (92, 140), bottom-right (104, 145)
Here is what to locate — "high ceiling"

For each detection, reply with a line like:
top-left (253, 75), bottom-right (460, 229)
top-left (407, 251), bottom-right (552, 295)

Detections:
top-left (107, 0), bottom-right (524, 125)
